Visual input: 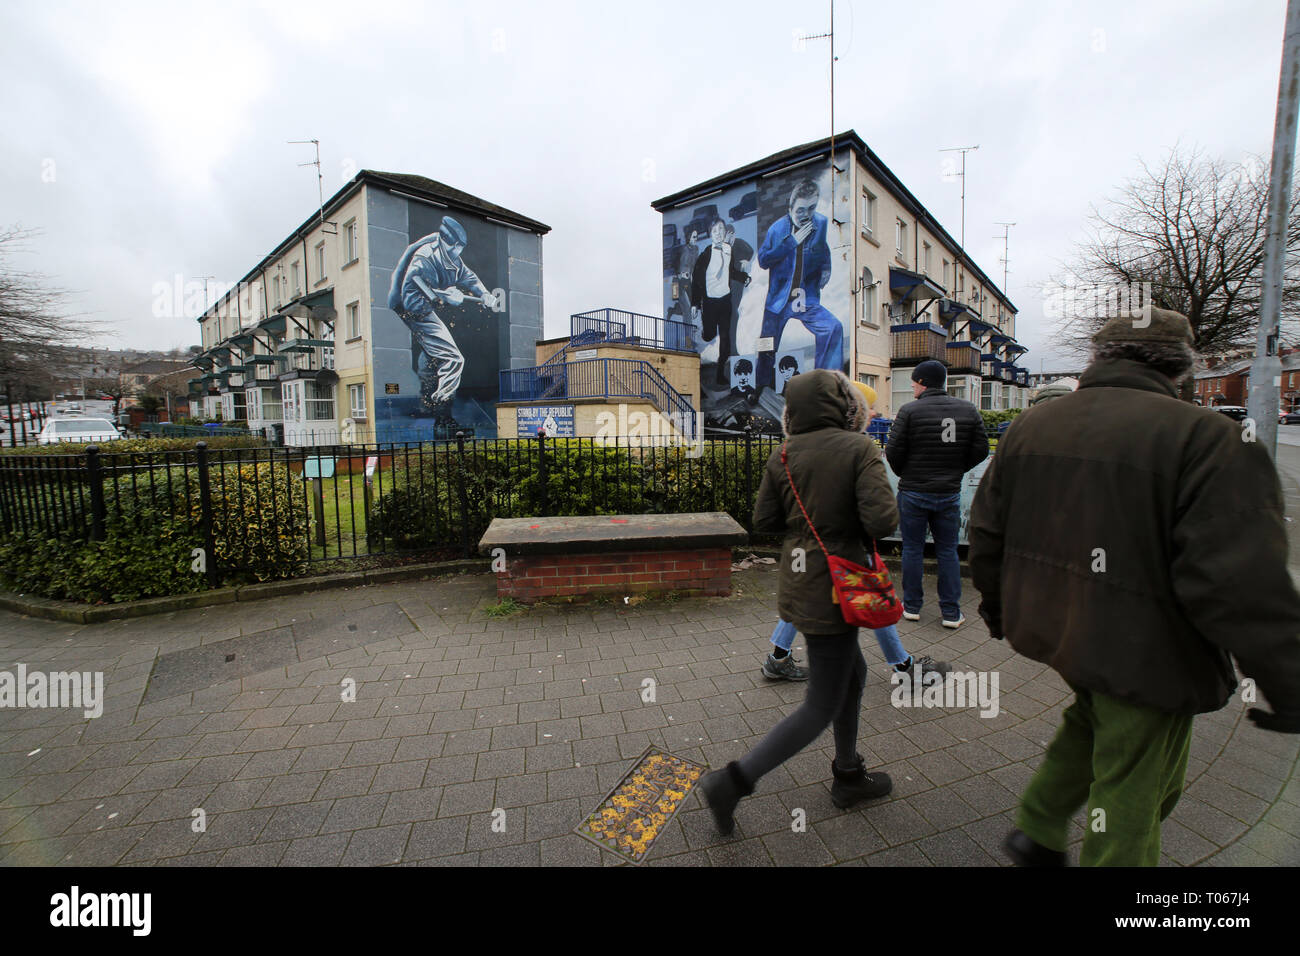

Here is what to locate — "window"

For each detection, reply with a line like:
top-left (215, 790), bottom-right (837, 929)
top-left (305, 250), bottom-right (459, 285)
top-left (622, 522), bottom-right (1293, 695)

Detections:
top-left (349, 383), bottom-right (367, 419)
top-left (857, 373), bottom-right (878, 389)
top-left (321, 346), bottom-right (334, 370)
top-left (315, 241), bottom-right (326, 281)
top-left (291, 262), bottom-right (300, 297)
top-left (344, 219), bottom-right (359, 262)
top-left (861, 189), bottom-right (876, 237)
top-left (347, 301), bottom-right (360, 339)
top-left (923, 241), bottom-right (932, 275)
top-left (942, 259), bottom-right (950, 291)
top-left (859, 267), bottom-right (877, 327)
top-left (272, 275), bottom-right (282, 308)
top-left (895, 219), bottom-right (906, 256)
top-left (246, 388), bottom-right (261, 422)
top-left (282, 381), bottom-right (303, 423)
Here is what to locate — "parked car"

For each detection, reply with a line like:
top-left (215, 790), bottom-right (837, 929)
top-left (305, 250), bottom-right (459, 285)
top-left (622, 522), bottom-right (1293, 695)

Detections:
top-left (37, 417), bottom-right (122, 445)
top-left (1281, 411), bottom-right (1300, 425)
top-left (1212, 406), bottom-right (1249, 422)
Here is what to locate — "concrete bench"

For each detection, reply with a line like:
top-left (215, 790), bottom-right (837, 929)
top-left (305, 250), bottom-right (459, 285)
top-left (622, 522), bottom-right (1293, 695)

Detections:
top-left (478, 513), bottom-right (748, 603)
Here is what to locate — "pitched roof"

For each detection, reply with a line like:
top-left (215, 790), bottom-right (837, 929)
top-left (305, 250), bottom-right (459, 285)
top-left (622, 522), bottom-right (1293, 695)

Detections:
top-left (363, 171), bottom-right (550, 234)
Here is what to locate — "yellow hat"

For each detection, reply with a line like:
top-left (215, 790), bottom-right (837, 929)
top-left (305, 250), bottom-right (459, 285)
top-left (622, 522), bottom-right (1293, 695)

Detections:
top-left (852, 380), bottom-right (877, 408)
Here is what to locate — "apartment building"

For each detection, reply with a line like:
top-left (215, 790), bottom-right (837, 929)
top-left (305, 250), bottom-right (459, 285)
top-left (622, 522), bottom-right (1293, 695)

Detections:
top-left (651, 130), bottom-right (1026, 433)
top-left (191, 170), bottom-right (548, 444)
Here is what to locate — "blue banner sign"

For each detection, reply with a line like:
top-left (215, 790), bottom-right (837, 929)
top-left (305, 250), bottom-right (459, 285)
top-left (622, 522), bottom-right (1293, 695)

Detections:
top-left (517, 405), bottom-right (575, 438)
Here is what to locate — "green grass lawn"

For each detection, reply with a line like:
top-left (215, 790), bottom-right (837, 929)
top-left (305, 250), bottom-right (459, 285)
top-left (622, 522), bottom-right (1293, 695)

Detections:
top-left (305, 469), bottom-right (398, 559)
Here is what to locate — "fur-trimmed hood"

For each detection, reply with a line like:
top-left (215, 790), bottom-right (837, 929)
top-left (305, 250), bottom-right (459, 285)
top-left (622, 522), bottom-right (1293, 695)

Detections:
top-left (781, 369), bottom-right (872, 437)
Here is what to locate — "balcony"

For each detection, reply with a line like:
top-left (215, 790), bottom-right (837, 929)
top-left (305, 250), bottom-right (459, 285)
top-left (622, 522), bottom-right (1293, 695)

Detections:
top-left (944, 340), bottom-right (982, 373)
top-left (891, 322), bottom-right (949, 364)
top-left (569, 309), bottom-right (693, 353)
top-left (277, 341), bottom-right (336, 379)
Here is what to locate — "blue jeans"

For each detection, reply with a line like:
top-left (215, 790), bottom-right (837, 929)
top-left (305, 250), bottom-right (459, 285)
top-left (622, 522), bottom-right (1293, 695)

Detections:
top-left (897, 489), bottom-right (962, 621)
top-left (770, 618), bottom-right (908, 667)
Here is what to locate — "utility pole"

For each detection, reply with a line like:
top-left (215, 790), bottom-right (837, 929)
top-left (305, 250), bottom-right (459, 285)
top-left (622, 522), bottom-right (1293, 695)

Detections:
top-left (1247, 0), bottom-right (1300, 457)
top-left (940, 145), bottom-right (979, 298)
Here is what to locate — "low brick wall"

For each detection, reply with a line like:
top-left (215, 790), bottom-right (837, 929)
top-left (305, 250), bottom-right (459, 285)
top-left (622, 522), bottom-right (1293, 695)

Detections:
top-left (497, 547), bottom-right (733, 602)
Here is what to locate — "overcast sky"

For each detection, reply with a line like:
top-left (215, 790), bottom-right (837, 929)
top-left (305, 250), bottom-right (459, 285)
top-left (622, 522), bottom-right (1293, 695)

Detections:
top-left (0, 0), bottom-right (1291, 373)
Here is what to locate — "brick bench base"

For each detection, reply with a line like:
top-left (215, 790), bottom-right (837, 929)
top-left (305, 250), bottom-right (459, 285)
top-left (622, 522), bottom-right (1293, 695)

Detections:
top-left (497, 548), bottom-right (733, 603)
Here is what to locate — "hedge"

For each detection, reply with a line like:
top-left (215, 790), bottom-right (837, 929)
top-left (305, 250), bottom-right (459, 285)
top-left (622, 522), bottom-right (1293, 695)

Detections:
top-left (0, 435), bottom-right (267, 456)
top-left (0, 460), bottom-right (308, 603)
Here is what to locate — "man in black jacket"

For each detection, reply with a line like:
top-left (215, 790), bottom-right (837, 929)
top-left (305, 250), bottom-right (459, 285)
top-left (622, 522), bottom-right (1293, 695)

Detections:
top-left (886, 360), bottom-right (988, 628)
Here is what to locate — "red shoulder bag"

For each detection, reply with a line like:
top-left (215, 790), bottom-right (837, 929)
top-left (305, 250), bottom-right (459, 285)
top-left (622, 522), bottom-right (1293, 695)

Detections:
top-left (781, 444), bottom-right (903, 629)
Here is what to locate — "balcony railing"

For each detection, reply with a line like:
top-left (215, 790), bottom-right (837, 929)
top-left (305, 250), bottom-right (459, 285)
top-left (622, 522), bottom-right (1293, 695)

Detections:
top-left (891, 322), bottom-right (949, 364)
top-left (570, 309), bottom-right (693, 353)
top-left (944, 340), bottom-right (982, 373)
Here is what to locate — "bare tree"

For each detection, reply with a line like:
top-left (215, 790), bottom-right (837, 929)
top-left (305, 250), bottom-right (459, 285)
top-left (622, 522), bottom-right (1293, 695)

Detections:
top-left (0, 225), bottom-right (107, 394)
top-left (1052, 148), bottom-right (1300, 361)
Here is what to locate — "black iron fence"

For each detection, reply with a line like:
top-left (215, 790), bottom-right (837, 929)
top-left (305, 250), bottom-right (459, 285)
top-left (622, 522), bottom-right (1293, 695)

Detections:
top-left (0, 435), bottom-right (785, 594)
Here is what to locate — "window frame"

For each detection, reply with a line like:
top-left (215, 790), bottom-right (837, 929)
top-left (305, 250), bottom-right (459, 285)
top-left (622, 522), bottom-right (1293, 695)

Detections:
top-left (344, 219), bottom-right (359, 264)
top-left (860, 188), bottom-right (876, 237)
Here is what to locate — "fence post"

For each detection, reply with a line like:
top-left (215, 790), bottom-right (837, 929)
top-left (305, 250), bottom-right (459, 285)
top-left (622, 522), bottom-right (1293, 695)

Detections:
top-left (537, 430), bottom-right (549, 516)
top-left (5, 383), bottom-right (14, 449)
top-left (743, 425), bottom-right (754, 527)
top-left (196, 441), bottom-right (218, 587)
top-left (84, 444), bottom-right (106, 541)
top-left (455, 431), bottom-right (471, 558)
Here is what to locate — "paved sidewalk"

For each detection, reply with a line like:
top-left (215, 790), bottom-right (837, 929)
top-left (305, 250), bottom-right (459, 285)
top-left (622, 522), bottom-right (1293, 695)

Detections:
top-left (0, 563), bottom-right (1296, 867)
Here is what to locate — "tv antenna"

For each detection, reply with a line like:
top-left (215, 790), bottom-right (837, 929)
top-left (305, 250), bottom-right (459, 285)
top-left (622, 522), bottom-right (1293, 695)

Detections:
top-left (798, 1), bottom-right (839, 210)
top-left (994, 221), bottom-right (1015, 292)
top-left (288, 139), bottom-right (337, 233)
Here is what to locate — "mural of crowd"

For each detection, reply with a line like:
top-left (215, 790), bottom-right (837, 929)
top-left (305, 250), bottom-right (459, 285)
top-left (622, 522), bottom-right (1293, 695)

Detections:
top-left (662, 166), bottom-right (851, 434)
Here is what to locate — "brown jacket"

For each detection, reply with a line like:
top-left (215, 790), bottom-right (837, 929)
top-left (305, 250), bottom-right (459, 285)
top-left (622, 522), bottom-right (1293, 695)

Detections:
top-left (969, 358), bottom-right (1300, 715)
top-left (753, 369), bottom-right (899, 634)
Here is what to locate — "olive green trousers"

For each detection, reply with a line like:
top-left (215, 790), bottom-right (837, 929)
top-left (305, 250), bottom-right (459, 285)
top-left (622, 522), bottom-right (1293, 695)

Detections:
top-left (1016, 684), bottom-right (1193, 866)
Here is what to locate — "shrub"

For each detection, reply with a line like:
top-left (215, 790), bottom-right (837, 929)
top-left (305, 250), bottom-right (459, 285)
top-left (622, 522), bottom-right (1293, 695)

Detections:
top-left (979, 409), bottom-right (1023, 433)
top-left (0, 458), bottom-right (309, 602)
top-left (0, 435), bottom-right (266, 456)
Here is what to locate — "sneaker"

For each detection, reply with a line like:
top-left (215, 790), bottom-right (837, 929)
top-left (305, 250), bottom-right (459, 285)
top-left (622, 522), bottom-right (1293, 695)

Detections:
top-left (896, 655), bottom-right (951, 686)
top-left (830, 753), bottom-right (892, 808)
top-left (902, 610), bottom-right (921, 621)
top-left (941, 613), bottom-right (966, 629)
top-left (762, 653), bottom-right (809, 681)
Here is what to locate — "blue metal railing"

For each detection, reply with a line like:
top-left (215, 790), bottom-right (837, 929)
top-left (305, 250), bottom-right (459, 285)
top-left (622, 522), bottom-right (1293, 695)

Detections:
top-left (500, 358), bottom-right (696, 439)
top-left (570, 309), bottom-right (693, 353)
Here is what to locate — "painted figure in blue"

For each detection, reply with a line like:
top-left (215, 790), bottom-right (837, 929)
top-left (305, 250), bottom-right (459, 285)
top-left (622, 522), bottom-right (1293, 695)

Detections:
top-left (755, 179), bottom-right (843, 402)
top-left (387, 216), bottom-right (498, 410)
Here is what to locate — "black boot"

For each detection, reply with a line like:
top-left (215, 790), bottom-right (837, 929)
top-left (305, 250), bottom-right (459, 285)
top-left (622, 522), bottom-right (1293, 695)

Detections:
top-left (830, 753), bottom-right (892, 809)
top-left (699, 761), bottom-right (754, 836)
top-left (1003, 829), bottom-right (1066, 866)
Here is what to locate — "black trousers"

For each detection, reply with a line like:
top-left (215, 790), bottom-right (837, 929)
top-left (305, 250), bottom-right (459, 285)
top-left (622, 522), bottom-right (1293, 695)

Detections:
top-left (701, 294), bottom-right (733, 379)
top-left (738, 630), bottom-right (865, 785)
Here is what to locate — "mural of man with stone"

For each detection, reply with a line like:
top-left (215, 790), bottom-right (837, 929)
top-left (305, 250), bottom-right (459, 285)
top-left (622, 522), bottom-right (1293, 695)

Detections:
top-left (387, 215), bottom-right (498, 414)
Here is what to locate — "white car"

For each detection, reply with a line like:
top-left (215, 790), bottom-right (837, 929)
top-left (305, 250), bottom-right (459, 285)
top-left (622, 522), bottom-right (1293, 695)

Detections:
top-left (38, 417), bottom-right (123, 445)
